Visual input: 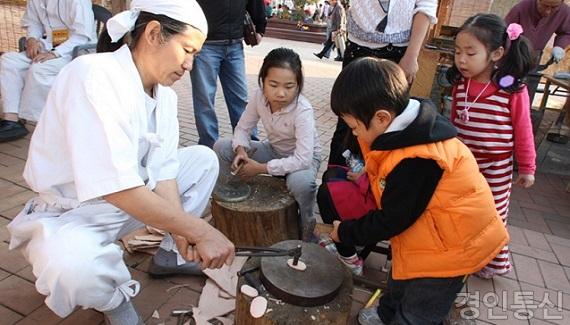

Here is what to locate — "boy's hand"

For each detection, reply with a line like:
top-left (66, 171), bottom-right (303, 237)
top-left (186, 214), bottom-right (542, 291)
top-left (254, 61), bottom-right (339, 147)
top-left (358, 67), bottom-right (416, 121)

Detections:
top-left (515, 174), bottom-right (535, 188)
top-left (347, 169), bottom-right (365, 183)
top-left (331, 220), bottom-right (341, 243)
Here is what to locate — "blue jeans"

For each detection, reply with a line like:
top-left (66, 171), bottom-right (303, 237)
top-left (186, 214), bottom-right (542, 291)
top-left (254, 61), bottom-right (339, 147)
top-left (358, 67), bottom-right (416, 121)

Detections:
top-left (190, 41), bottom-right (248, 148)
top-left (377, 271), bottom-right (465, 324)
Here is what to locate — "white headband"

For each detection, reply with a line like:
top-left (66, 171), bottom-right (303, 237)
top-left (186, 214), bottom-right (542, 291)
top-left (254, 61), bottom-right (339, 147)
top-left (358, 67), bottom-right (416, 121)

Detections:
top-left (106, 0), bottom-right (208, 43)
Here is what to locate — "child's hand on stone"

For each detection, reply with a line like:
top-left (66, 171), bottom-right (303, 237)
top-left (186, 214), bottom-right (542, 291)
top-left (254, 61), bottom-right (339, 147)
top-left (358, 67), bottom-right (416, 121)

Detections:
top-left (231, 146), bottom-right (249, 173)
top-left (236, 158), bottom-right (267, 180)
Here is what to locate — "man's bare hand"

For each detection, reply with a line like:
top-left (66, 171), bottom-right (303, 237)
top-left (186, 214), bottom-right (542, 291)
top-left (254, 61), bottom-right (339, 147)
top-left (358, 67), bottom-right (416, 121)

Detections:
top-left (32, 52), bottom-right (57, 63)
top-left (192, 226), bottom-right (235, 269)
top-left (25, 38), bottom-right (41, 59)
top-left (398, 53), bottom-right (419, 85)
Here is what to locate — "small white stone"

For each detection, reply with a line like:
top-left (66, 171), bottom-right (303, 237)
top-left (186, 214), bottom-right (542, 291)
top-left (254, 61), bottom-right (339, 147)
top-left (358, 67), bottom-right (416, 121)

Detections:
top-left (250, 296), bottom-right (268, 318)
top-left (311, 315), bottom-right (317, 321)
top-left (240, 284), bottom-right (259, 298)
top-left (151, 310), bottom-right (160, 319)
top-left (287, 258), bottom-right (307, 271)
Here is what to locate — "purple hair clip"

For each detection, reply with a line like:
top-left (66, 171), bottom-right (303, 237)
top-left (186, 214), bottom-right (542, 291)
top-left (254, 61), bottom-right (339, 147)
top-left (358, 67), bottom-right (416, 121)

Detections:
top-left (499, 75), bottom-right (515, 88)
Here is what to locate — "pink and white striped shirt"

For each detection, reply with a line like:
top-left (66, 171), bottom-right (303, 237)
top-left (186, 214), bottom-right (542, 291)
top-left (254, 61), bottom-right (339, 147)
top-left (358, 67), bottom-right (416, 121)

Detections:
top-left (451, 79), bottom-right (536, 175)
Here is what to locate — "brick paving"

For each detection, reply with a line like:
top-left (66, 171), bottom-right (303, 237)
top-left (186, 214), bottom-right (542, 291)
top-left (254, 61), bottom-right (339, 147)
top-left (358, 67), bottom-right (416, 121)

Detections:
top-left (1, 37), bottom-right (570, 324)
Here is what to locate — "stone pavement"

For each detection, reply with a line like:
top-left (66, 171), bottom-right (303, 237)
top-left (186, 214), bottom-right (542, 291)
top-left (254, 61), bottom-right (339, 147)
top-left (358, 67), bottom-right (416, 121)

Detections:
top-left (1, 37), bottom-right (570, 324)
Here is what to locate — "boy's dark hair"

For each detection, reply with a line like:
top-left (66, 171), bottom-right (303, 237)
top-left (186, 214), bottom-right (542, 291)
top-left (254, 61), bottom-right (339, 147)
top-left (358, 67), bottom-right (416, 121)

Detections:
top-left (446, 13), bottom-right (534, 92)
top-left (258, 47), bottom-right (304, 95)
top-left (331, 57), bottom-right (409, 128)
top-left (97, 12), bottom-right (189, 53)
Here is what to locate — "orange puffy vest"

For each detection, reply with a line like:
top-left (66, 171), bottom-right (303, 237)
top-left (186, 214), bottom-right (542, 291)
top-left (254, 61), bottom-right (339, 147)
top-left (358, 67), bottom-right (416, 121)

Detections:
top-left (361, 138), bottom-right (509, 280)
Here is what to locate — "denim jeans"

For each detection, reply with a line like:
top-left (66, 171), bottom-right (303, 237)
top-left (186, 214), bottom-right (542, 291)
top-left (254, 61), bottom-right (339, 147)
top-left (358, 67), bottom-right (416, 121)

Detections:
top-left (377, 271), bottom-right (465, 325)
top-left (190, 41), bottom-right (248, 148)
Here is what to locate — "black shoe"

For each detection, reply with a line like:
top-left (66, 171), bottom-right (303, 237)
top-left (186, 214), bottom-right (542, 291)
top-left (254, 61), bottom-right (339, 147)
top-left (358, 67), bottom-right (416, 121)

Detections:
top-left (148, 248), bottom-right (204, 278)
top-left (0, 120), bottom-right (28, 142)
top-left (334, 56), bottom-right (343, 61)
top-left (313, 52), bottom-right (324, 59)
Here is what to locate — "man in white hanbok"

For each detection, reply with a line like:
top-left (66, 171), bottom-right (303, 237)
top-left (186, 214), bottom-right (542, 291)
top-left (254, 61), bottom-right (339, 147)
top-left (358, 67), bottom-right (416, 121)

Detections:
top-left (7, 1), bottom-right (235, 324)
top-left (0, 0), bottom-right (95, 142)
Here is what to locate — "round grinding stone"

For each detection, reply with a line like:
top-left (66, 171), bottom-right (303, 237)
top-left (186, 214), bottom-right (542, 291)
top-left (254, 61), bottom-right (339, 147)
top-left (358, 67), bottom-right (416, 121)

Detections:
top-left (213, 181), bottom-right (251, 203)
top-left (260, 240), bottom-right (345, 307)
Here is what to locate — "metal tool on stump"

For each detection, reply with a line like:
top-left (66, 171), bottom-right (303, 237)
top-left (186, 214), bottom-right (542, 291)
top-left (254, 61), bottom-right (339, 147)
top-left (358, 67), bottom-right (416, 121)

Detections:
top-left (234, 240), bottom-right (353, 325)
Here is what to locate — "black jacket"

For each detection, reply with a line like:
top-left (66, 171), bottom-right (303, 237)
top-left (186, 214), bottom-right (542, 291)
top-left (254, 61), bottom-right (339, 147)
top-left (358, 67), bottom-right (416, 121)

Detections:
top-left (338, 100), bottom-right (459, 247)
top-left (197, 0), bottom-right (267, 41)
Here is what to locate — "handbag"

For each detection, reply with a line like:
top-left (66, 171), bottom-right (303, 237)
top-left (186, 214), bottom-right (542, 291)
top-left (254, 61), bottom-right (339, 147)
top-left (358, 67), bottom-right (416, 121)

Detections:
top-left (318, 166), bottom-right (377, 221)
top-left (334, 31), bottom-right (346, 56)
top-left (244, 11), bottom-right (258, 47)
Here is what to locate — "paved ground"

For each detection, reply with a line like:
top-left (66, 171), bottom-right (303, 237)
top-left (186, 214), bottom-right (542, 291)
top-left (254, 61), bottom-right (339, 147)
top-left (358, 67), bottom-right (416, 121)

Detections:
top-left (1, 37), bottom-right (570, 324)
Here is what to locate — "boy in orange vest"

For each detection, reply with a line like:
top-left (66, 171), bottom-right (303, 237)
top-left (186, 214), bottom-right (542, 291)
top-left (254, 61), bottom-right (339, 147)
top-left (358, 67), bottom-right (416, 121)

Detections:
top-left (327, 58), bottom-right (509, 325)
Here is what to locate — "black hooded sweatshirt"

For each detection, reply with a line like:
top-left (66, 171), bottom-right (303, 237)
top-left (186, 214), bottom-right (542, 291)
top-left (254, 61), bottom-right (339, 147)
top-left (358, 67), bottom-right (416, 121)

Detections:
top-left (338, 100), bottom-right (459, 247)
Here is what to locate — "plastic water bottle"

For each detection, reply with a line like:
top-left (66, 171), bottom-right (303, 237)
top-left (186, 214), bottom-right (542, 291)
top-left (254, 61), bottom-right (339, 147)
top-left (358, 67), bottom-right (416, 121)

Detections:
top-left (342, 149), bottom-right (364, 173)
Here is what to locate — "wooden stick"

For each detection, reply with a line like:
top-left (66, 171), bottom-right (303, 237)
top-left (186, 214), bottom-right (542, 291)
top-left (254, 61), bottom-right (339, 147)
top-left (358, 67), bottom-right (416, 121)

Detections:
top-left (364, 288), bottom-right (382, 308)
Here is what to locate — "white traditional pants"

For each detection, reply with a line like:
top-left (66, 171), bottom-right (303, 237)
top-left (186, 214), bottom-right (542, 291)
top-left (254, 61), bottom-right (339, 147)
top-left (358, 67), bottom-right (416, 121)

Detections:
top-left (0, 51), bottom-right (70, 121)
top-left (8, 146), bottom-right (218, 317)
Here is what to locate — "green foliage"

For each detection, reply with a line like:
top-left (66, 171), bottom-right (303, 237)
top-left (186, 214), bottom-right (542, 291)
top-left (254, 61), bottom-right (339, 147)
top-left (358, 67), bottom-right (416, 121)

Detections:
top-left (292, 0), bottom-right (319, 21)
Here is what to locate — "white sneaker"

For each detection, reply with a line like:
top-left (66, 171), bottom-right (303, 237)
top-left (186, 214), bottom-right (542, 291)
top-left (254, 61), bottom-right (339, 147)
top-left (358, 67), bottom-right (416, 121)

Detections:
top-left (338, 253), bottom-right (364, 276)
top-left (358, 307), bottom-right (385, 325)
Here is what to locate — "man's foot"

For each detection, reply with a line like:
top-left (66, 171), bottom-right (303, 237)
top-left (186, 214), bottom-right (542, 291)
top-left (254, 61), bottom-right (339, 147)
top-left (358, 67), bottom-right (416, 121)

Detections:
top-left (338, 253), bottom-right (363, 276)
top-left (0, 120), bottom-right (28, 142)
top-left (334, 56), bottom-right (343, 61)
top-left (104, 301), bottom-right (143, 325)
top-left (148, 248), bottom-right (203, 278)
top-left (358, 306), bottom-right (385, 325)
top-left (313, 52), bottom-right (324, 59)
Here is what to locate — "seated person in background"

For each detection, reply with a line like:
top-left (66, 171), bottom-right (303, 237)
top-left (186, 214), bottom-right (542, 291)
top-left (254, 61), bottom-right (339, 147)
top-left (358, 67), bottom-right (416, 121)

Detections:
top-left (506, 0), bottom-right (570, 61)
top-left (505, 0), bottom-right (570, 102)
top-left (324, 57), bottom-right (508, 325)
top-left (0, 0), bottom-right (95, 142)
top-left (214, 48), bottom-right (322, 242)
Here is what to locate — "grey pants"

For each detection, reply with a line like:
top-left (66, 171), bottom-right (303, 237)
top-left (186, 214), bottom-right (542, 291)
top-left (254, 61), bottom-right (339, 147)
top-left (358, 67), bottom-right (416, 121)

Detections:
top-left (213, 138), bottom-right (320, 241)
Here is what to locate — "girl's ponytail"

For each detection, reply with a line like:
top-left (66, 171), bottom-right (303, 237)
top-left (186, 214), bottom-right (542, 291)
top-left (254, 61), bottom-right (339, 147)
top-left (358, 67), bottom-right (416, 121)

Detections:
top-left (494, 24), bottom-right (535, 92)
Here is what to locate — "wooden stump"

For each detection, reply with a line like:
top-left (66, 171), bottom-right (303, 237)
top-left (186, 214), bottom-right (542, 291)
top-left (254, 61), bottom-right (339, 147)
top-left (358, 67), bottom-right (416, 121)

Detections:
top-left (212, 175), bottom-right (299, 247)
top-left (235, 257), bottom-right (353, 325)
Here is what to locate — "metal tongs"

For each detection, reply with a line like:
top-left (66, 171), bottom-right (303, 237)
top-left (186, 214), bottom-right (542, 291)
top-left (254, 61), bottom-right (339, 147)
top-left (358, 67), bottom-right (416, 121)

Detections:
top-left (235, 244), bottom-right (302, 265)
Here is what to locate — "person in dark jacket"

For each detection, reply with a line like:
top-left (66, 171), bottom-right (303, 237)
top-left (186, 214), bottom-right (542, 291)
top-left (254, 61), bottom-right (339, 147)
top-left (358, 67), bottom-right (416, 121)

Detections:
top-left (190, 0), bottom-right (267, 147)
top-left (313, 0), bottom-right (343, 60)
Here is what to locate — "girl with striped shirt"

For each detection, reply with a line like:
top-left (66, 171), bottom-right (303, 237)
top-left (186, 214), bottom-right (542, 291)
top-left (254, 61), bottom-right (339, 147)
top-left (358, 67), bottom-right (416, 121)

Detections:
top-left (447, 14), bottom-right (536, 279)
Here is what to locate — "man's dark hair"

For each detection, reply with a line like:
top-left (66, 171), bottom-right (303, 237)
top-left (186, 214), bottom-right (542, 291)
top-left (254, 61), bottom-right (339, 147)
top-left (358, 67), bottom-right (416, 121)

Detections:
top-left (97, 12), bottom-right (189, 53)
